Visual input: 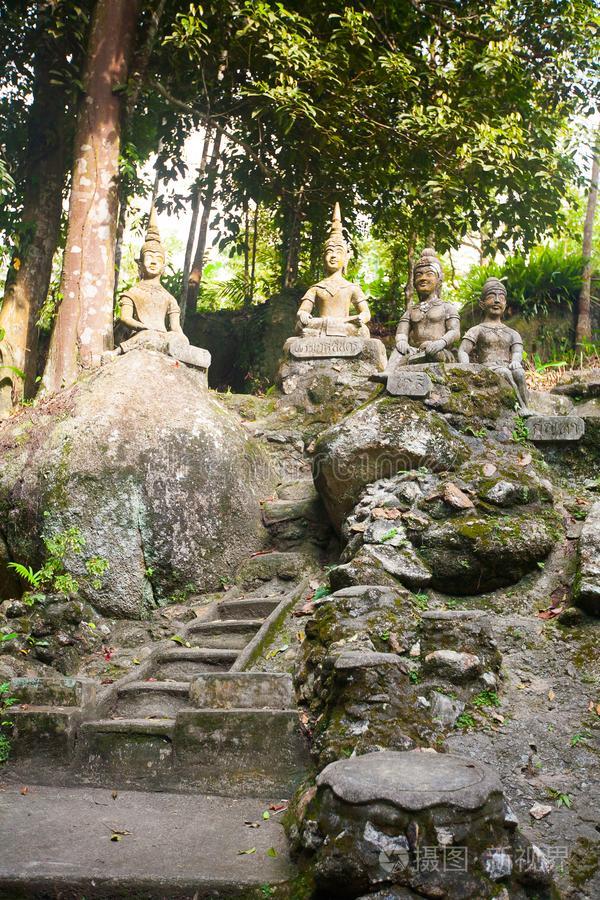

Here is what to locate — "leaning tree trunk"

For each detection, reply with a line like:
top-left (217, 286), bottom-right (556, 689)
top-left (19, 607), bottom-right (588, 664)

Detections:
top-left (186, 130), bottom-right (223, 316)
top-left (0, 24), bottom-right (70, 416)
top-left (282, 186), bottom-right (305, 289)
top-left (180, 126), bottom-right (212, 323)
top-left (43, 0), bottom-right (140, 394)
top-left (576, 130), bottom-right (600, 348)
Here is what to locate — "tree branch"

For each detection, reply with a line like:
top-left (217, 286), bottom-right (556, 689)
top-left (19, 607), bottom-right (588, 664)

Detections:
top-left (149, 78), bottom-right (276, 182)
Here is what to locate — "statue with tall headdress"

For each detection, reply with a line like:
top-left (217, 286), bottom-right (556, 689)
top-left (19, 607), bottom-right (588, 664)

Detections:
top-left (103, 207), bottom-right (210, 374)
top-left (374, 248), bottom-right (460, 382)
top-left (294, 203), bottom-right (372, 339)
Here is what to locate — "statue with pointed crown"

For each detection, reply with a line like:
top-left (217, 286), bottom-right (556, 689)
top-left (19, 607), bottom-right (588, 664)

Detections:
top-left (103, 207), bottom-right (210, 375)
top-left (294, 202), bottom-right (372, 339)
top-left (374, 247), bottom-right (460, 383)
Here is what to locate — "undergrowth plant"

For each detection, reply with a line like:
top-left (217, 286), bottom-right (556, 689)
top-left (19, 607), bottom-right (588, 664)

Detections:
top-left (0, 682), bottom-right (18, 763)
top-left (7, 526), bottom-right (109, 604)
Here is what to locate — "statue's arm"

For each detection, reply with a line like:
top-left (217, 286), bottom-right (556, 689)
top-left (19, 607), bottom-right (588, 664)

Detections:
top-left (458, 327), bottom-right (478, 363)
top-left (352, 287), bottom-right (371, 324)
top-left (119, 295), bottom-right (146, 331)
top-left (298, 288), bottom-right (316, 326)
top-left (395, 308), bottom-right (411, 352)
top-left (442, 306), bottom-right (461, 348)
top-left (509, 333), bottom-right (524, 370)
top-left (167, 297), bottom-right (184, 334)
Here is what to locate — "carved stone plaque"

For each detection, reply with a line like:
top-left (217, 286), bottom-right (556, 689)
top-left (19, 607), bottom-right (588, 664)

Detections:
top-left (526, 415), bottom-right (585, 442)
top-left (387, 369), bottom-right (432, 398)
top-left (289, 337), bottom-right (363, 359)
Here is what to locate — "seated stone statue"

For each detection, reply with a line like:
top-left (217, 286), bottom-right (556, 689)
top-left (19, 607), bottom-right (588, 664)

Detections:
top-left (374, 248), bottom-right (460, 383)
top-left (103, 209), bottom-right (210, 372)
top-left (458, 277), bottom-right (530, 414)
top-left (295, 203), bottom-right (371, 338)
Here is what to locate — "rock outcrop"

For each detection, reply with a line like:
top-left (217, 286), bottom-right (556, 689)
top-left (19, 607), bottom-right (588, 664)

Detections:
top-left (0, 350), bottom-right (273, 618)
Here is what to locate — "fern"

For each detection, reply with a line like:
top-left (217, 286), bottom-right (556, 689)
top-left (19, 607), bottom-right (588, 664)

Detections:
top-left (7, 562), bottom-right (43, 588)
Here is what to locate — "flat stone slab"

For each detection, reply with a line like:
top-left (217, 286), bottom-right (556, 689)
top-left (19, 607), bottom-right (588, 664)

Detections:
top-left (317, 750), bottom-right (503, 811)
top-left (0, 784), bottom-right (294, 898)
top-left (577, 500), bottom-right (600, 615)
top-left (526, 415), bottom-right (585, 442)
top-left (288, 335), bottom-right (364, 358)
top-left (387, 369), bottom-right (432, 398)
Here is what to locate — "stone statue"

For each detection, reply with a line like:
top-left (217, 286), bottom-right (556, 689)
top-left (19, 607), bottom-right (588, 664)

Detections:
top-left (374, 248), bottom-right (460, 383)
top-left (458, 277), bottom-right (530, 413)
top-left (102, 208), bottom-right (210, 373)
top-left (295, 203), bottom-right (371, 338)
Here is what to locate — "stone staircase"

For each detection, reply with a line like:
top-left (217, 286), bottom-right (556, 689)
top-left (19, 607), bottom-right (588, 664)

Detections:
top-left (5, 577), bottom-right (311, 798)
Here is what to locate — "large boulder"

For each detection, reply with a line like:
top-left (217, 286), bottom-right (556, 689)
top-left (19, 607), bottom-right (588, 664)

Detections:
top-left (0, 350), bottom-right (273, 618)
top-left (313, 395), bottom-right (471, 531)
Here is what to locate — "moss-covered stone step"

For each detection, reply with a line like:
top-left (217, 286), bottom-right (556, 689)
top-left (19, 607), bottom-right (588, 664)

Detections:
top-left (74, 719), bottom-right (174, 788)
top-left (9, 706), bottom-right (80, 763)
top-left (113, 681), bottom-right (191, 718)
top-left (189, 672), bottom-right (294, 709)
top-left (186, 618), bottom-right (263, 649)
top-left (152, 647), bottom-right (238, 681)
top-left (217, 597), bottom-right (280, 620)
top-left (173, 708), bottom-right (310, 797)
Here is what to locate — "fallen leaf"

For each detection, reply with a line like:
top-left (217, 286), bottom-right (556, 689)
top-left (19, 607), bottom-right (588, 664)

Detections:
top-left (548, 689), bottom-right (555, 702)
top-left (537, 606), bottom-right (564, 620)
top-left (443, 482), bottom-right (475, 510)
top-left (518, 452), bottom-right (532, 466)
top-left (265, 644), bottom-right (289, 660)
top-left (293, 601), bottom-right (315, 617)
top-left (111, 834), bottom-right (122, 842)
top-left (482, 463), bottom-right (497, 476)
top-left (262, 811), bottom-right (271, 820)
top-left (269, 802), bottom-right (288, 812)
top-left (238, 847), bottom-right (256, 855)
top-left (529, 803), bottom-right (552, 820)
top-left (20, 786), bottom-right (28, 795)
top-left (111, 790), bottom-right (118, 800)
top-left (266, 847), bottom-right (278, 858)
top-left (244, 821), bottom-right (260, 829)
top-left (250, 549), bottom-right (277, 558)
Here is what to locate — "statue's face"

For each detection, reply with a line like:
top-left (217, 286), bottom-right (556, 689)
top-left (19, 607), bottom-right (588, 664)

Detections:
top-left (414, 265), bottom-right (440, 297)
top-left (141, 248), bottom-right (165, 278)
top-left (480, 290), bottom-right (507, 316)
top-left (324, 244), bottom-right (346, 274)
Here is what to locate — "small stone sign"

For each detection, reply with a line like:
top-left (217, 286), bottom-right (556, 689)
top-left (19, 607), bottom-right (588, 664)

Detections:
top-left (526, 415), bottom-right (585, 442)
top-left (387, 369), bottom-right (432, 398)
top-left (289, 337), bottom-right (363, 359)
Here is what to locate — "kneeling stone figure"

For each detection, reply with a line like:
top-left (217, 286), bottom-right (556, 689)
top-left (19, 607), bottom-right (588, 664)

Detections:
top-left (458, 277), bottom-right (530, 414)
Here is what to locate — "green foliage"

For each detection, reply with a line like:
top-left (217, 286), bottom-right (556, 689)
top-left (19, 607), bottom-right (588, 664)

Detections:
top-left (455, 712), bottom-right (477, 730)
top-left (9, 527), bottom-right (108, 601)
top-left (512, 416), bottom-right (530, 445)
top-left (472, 690), bottom-right (501, 709)
top-left (454, 243), bottom-right (590, 324)
top-left (0, 681), bottom-right (18, 764)
top-left (546, 788), bottom-right (573, 808)
top-left (411, 592), bottom-right (429, 610)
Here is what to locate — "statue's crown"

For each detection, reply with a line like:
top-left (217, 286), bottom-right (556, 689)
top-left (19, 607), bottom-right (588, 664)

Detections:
top-left (142, 206), bottom-right (164, 256)
top-left (414, 247), bottom-right (443, 280)
top-left (324, 202), bottom-right (349, 254)
top-left (481, 277), bottom-right (507, 298)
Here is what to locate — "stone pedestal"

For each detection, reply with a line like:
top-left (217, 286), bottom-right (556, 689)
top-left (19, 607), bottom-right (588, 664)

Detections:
top-left (526, 415), bottom-right (585, 442)
top-left (277, 336), bottom-right (387, 413)
top-left (298, 750), bottom-right (552, 899)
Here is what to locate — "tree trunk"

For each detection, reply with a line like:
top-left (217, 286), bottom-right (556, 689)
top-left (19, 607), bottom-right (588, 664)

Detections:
top-left (180, 126), bottom-right (212, 322)
top-left (243, 198), bottom-right (250, 303)
top-left (404, 238), bottom-right (415, 305)
top-left (43, 0), bottom-right (140, 394)
top-left (576, 131), bottom-right (599, 348)
top-left (249, 202), bottom-right (259, 304)
top-left (0, 22), bottom-right (70, 416)
top-left (113, 0), bottom-right (167, 298)
top-left (186, 130), bottom-right (223, 316)
top-left (282, 187), bottom-right (305, 289)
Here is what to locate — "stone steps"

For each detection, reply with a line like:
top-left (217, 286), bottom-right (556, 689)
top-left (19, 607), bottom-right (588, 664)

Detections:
top-left (190, 672), bottom-right (295, 709)
top-left (217, 596), bottom-right (280, 620)
top-left (152, 647), bottom-right (238, 681)
top-left (186, 617), bottom-right (263, 649)
top-left (113, 681), bottom-right (192, 718)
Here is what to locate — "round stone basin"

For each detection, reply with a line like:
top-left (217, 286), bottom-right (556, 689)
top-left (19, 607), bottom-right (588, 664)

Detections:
top-left (316, 750), bottom-right (502, 812)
